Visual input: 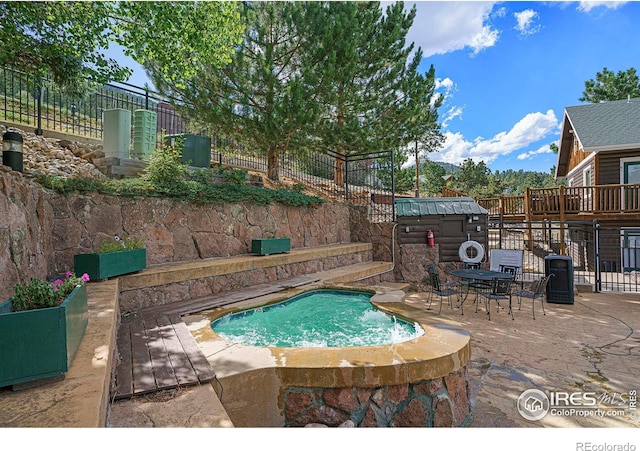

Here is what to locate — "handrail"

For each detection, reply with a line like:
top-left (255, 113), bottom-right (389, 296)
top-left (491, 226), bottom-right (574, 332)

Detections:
top-left (445, 183), bottom-right (640, 219)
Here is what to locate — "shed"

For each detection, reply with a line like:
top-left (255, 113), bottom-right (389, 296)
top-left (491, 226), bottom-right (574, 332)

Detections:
top-left (395, 197), bottom-right (489, 262)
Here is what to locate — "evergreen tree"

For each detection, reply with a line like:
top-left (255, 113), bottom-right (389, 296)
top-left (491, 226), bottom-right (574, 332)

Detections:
top-left (580, 67), bottom-right (640, 103)
top-left (307, 2), bottom-right (442, 185)
top-left (165, 2), bottom-right (318, 181)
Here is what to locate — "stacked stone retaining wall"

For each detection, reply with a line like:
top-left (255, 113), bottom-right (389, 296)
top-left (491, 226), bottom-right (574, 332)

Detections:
top-left (285, 368), bottom-right (471, 427)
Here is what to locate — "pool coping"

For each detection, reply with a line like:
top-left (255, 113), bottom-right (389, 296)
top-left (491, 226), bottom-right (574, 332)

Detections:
top-left (185, 283), bottom-right (471, 389)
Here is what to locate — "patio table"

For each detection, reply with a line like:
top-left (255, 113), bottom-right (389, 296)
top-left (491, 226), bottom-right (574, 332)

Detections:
top-left (451, 268), bottom-right (513, 307)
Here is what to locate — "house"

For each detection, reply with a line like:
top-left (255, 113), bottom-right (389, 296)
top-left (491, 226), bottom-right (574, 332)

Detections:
top-left (556, 97), bottom-right (640, 188)
top-left (556, 97), bottom-right (640, 272)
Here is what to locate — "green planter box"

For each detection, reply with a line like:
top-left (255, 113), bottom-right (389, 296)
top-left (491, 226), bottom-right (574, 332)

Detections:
top-left (251, 238), bottom-right (291, 256)
top-left (0, 284), bottom-right (88, 388)
top-left (74, 248), bottom-right (146, 281)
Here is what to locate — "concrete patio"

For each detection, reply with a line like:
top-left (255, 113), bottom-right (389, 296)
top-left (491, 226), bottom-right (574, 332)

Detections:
top-left (402, 288), bottom-right (640, 428)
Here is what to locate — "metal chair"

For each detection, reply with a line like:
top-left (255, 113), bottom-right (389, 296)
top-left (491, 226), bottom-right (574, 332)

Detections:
top-left (499, 264), bottom-right (523, 290)
top-left (513, 274), bottom-right (553, 319)
top-left (426, 264), bottom-right (460, 314)
top-left (479, 277), bottom-right (514, 320)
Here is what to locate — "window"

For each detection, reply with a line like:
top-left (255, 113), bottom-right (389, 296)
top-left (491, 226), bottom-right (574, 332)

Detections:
top-left (583, 166), bottom-right (593, 186)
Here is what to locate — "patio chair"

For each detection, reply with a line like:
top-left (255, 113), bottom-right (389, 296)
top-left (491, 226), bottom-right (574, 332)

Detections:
top-left (426, 264), bottom-right (460, 314)
top-left (513, 274), bottom-right (553, 320)
top-left (499, 264), bottom-right (523, 290)
top-left (478, 277), bottom-right (514, 321)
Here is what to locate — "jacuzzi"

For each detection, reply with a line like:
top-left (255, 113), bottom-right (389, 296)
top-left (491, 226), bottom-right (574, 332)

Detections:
top-left (184, 285), bottom-right (472, 427)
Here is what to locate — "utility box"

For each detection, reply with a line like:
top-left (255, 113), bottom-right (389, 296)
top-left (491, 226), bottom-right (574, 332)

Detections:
top-left (165, 134), bottom-right (211, 168)
top-left (131, 109), bottom-right (157, 159)
top-left (545, 255), bottom-right (574, 304)
top-left (103, 108), bottom-right (131, 158)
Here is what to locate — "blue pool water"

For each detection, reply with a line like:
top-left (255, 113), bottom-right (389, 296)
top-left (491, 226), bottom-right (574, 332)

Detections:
top-left (210, 289), bottom-right (424, 348)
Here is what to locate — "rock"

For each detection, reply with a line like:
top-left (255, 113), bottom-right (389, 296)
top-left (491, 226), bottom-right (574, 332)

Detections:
top-left (1, 125), bottom-right (107, 180)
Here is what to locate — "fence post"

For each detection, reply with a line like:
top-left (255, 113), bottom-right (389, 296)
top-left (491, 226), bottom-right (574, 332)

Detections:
top-left (35, 85), bottom-right (43, 136)
top-left (391, 149), bottom-right (395, 221)
top-left (344, 154), bottom-right (349, 202)
top-left (593, 220), bottom-right (601, 292)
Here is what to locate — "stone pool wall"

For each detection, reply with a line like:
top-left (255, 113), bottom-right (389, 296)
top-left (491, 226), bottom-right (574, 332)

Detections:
top-left (284, 368), bottom-right (471, 427)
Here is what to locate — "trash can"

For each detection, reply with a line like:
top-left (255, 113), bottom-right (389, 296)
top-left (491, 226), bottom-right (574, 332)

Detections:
top-left (545, 255), bottom-right (574, 304)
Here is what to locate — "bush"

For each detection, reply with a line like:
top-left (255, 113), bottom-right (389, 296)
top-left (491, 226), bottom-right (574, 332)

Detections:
top-left (142, 138), bottom-right (187, 188)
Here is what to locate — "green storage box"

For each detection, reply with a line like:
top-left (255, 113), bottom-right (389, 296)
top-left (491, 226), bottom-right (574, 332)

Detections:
top-left (132, 109), bottom-right (157, 159)
top-left (165, 134), bottom-right (211, 168)
top-left (251, 238), bottom-right (291, 256)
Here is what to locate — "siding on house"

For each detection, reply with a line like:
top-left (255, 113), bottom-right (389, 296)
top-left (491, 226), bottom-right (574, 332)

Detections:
top-left (598, 148), bottom-right (640, 185)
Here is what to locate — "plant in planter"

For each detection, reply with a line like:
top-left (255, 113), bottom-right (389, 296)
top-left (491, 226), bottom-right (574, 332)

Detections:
top-left (0, 271), bottom-right (90, 388)
top-left (73, 234), bottom-right (146, 281)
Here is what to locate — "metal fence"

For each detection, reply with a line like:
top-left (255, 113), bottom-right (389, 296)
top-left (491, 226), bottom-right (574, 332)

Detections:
top-left (212, 146), bottom-right (396, 222)
top-left (488, 220), bottom-right (640, 293)
top-left (1, 65), bottom-right (397, 221)
top-left (1, 66), bottom-right (188, 148)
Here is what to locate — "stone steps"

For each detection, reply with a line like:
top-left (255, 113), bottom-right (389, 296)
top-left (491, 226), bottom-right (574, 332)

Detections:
top-left (117, 242), bottom-right (390, 313)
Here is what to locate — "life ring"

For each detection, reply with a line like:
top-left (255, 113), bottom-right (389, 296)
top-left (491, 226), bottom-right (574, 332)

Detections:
top-left (459, 240), bottom-right (485, 264)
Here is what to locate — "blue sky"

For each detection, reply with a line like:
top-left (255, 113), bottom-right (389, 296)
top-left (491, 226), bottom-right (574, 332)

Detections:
top-left (111, 1), bottom-right (640, 175)
top-left (404, 1), bottom-right (640, 174)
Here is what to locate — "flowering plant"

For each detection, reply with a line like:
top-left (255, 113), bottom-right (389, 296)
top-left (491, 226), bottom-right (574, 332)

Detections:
top-left (11, 271), bottom-right (90, 312)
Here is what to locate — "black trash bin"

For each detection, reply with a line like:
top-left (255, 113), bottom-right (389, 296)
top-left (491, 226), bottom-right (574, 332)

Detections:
top-left (545, 255), bottom-right (574, 304)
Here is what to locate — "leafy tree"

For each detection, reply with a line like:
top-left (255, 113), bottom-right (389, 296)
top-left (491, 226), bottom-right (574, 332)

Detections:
top-left (580, 67), bottom-right (640, 103)
top-left (114, 1), bottom-right (244, 90)
top-left (0, 1), bottom-right (245, 97)
top-left (0, 1), bottom-right (129, 92)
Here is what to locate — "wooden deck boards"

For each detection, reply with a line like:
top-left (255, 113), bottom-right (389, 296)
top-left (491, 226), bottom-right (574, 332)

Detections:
top-left (112, 275), bottom-right (319, 399)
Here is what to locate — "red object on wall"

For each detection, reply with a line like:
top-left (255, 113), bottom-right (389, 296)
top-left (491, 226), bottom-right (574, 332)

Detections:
top-left (427, 230), bottom-right (435, 247)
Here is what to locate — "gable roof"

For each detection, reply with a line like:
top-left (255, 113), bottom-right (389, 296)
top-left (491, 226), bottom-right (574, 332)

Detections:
top-left (395, 197), bottom-right (488, 217)
top-left (556, 97), bottom-right (640, 177)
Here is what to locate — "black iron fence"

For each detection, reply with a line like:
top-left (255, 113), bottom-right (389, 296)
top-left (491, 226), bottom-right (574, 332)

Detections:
top-left (212, 146), bottom-right (396, 222)
top-left (1, 65), bottom-right (396, 221)
top-left (1, 66), bottom-right (188, 147)
top-left (488, 220), bottom-right (640, 293)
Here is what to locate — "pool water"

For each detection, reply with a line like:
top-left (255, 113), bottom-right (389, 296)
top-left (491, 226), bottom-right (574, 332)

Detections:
top-left (211, 289), bottom-right (424, 348)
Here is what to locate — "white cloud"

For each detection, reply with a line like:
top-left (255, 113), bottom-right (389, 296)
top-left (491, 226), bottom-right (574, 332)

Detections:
top-left (514, 9), bottom-right (541, 35)
top-left (433, 110), bottom-right (559, 165)
top-left (517, 141), bottom-right (558, 160)
top-left (405, 2), bottom-right (501, 57)
top-left (577, 1), bottom-right (628, 12)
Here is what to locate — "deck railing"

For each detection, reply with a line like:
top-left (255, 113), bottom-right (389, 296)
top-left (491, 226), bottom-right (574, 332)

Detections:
top-left (446, 184), bottom-right (640, 220)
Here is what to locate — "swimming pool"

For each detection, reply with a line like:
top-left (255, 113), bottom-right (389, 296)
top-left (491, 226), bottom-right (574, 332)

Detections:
top-left (210, 289), bottom-right (424, 347)
top-left (189, 284), bottom-right (472, 427)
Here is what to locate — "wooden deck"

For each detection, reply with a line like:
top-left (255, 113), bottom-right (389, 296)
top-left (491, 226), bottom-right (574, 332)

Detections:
top-left (112, 275), bottom-right (319, 399)
top-left (114, 313), bottom-right (216, 399)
